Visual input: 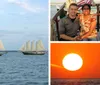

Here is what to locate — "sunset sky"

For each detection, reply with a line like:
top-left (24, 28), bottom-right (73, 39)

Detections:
top-left (51, 43), bottom-right (100, 78)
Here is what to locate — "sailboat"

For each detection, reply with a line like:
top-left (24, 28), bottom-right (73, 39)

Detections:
top-left (0, 40), bottom-right (6, 56)
top-left (20, 40), bottom-right (46, 55)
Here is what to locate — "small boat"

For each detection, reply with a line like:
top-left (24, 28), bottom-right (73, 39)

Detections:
top-left (20, 40), bottom-right (46, 55)
top-left (0, 40), bottom-right (6, 56)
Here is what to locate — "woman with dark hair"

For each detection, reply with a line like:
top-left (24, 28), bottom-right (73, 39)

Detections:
top-left (77, 4), bottom-right (97, 41)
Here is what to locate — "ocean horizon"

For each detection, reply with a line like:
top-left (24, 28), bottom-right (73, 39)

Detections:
top-left (51, 78), bottom-right (100, 85)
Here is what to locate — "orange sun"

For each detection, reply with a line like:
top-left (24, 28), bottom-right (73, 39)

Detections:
top-left (62, 53), bottom-right (83, 71)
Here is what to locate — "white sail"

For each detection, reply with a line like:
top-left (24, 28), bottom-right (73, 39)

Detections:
top-left (26, 40), bottom-right (31, 51)
top-left (36, 40), bottom-right (45, 51)
top-left (20, 44), bottom-right (25, 51)
top-left (39, 40), bottom-right (45, 50)
top-left (31, 41), bottom-right (35, 51)
top-left (0, 40), bottom-right (5, 50)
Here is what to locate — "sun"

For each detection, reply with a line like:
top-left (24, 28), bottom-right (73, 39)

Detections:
top-left (62, 53), bottom-right (83, 71)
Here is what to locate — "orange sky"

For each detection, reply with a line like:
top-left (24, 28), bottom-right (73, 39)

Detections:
top-left (51, 43), bottom-right (100, 78)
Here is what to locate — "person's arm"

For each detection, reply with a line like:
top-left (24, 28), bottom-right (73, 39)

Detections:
top-left (60, 34), bottom-right (76, 41)
top-left (59, 19), bottom-right (76, 41)
top-left (81, 16), bottom-right (96, 39)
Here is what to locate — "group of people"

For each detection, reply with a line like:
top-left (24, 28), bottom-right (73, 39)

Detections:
top-left (59, 3), bottom-right (99, 41)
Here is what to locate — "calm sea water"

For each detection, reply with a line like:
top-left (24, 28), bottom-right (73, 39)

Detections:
top-left (51, 78), bottom-right (100, 85)
top-left (0, 52), bottom-right (48, 85)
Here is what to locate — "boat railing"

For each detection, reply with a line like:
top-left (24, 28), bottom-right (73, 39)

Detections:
top-left (51, 3), bottom-right (66, 41)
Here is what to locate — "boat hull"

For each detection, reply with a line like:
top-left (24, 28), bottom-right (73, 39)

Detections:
top-left (22, 51), bottom-right (37, 55)
top-left (22, 51), bottom-right (45, 55)
top-left (36, 51), bottom-right (45, 55)
top-left (0, 52), bottom-right (7, 56)
top-left (0, 54), bottom-right (3, 56)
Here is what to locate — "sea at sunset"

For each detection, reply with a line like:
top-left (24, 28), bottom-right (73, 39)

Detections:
top-left (51, 43), bottom-right (100, 85)
top-left (51, 78), bottom-right (100, 85)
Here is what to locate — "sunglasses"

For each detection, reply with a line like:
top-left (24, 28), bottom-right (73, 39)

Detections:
top-left (83, 8), bottom-right (89, 10)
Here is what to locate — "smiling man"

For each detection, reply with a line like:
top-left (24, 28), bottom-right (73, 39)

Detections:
top-left (59, 3), bottom-right (80, 41)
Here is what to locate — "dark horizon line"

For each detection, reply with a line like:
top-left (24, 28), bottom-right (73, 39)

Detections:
top-left (51, 78), bottom-right (100, 79)
top-left (0, 50), bottom-right (48, 52)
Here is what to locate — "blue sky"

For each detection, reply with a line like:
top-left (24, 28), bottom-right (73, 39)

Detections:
top-left (0, 0), bottom-right (48, 50)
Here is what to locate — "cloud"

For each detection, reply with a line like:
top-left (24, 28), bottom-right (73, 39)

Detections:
top-left (51, 64), bottom-right (63, 68)
top-left (8, 0), bottom-right (46, 13)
